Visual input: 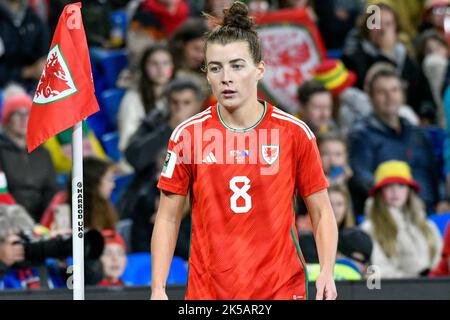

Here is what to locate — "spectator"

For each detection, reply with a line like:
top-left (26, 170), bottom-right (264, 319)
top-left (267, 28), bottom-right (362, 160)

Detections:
top-left (342, 2), bottom-right (434, 117)
top-left (363, 62), bottom-right (420, 125)
top-left (317, 133), bottom-right (353, 187)
top-left (248, 0), bottom-right (270, 14)
top-left (337, 227), bottom-right (373, 278)
top-left (41, 157), bottom-right (119, 232)
top-left (328, 183), bottom-right (355, 230)
top-left (0, 208), bottom-right (25, 282)
top-left (416, 29), bottom-right (450, 128)
top-left (311, 59), bottom-right (367, 137)
top-left (0, 86), bottom-right (57, 222)
top-left (361, 160), bottom-right (442, 278)
top-left (296, 80), bottom-right (340, 136)
top-left (0, 0), bottom-right (50, 89)
top-left (366, 0), bottom-right (424, 41)
top-left (121, 78), bottom-right (203, 253)
top-left (348, 65), bottom-right (441, 214)
top-left (313, 0), bottom-right (363, 50)
top-left (125, 0), bottom-right (197, 75)
top-left (418, 0), bottom-right (450, 36)
top-left (0, 204), bottom-right (70, 289)
top-left (98, 229), bottom-right (127, 287)
top-left (128, 0), bottom-right (191, 43)
top-left (169, 18), bottom-right (210, 99)
top-left (298, 183), bottom-right (372, 278)
top-left (0, 204), bottom-right (104, 289)
top-left (203, 0), bottom-right (233, 19)
top-left (118, 43), bottom-right (174, 153)
top-left (430, 224), bottom-right (450, 277)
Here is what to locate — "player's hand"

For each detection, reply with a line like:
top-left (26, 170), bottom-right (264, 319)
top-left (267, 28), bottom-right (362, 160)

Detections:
top-left (315, 271), bottom-right (337, 300)
top-left (150, 288), bottom-right (169, 300)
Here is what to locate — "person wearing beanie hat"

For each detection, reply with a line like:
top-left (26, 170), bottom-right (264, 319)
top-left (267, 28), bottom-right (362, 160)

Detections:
top-left (312, 59), bottom-right (357, 98)
top-left (360, 160), bottom-right (443, 279)
top-left (0, 87), bottom-right (58, 221)
top-left (1, 94), bottom-right (33, 126)
top-left (99, 229), bottom-right (127, 287)
top-left (311, 58), bottom-right (374, 138)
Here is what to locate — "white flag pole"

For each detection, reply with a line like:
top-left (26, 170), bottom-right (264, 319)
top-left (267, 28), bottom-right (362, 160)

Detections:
top-left (71, 120), bottom-right (85, 300)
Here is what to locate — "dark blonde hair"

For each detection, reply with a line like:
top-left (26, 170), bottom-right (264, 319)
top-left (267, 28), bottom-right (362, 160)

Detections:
top-left (67, 157), bottom-right (118, 231)
top-left (204, 1), bottom-right (262, 65)
top-left (367, 189), bottom-right (437, 260)
top-left (328, 183), bottom-right (355, 229)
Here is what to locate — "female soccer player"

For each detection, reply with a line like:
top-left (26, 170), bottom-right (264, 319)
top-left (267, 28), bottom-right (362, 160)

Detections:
top-left (150, 1), bottom-right (338, 300)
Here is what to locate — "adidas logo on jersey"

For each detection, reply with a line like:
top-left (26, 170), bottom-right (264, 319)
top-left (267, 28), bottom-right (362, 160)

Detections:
top-left (202, 152), bottom-right (217, 164)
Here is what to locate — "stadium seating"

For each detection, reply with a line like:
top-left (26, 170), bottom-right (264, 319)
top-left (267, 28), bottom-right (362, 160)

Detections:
top-left (121, 253), bottom-right (188, 286)
top-left (90, 48), bottom-right (128, 90)
top-left (101, 131), bottom-right (121, 162)
top-left (100, 88), bottom-right (125, 130)
top-left (429, 213), bottom-right (450, 236)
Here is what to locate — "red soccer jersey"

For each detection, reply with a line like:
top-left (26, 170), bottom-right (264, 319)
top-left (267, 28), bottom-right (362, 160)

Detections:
top-left (157, 100), bottom-right (328, 300)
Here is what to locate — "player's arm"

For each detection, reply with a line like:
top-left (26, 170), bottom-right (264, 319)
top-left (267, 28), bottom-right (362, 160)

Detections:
top-left (304, 189), bottom-right (338, 300)
top-left (150, 190), bottom-right (187, 300)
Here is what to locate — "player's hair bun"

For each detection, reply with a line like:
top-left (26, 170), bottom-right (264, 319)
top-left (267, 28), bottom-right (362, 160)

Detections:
top-left (222, 1), bottom-right (254, 31)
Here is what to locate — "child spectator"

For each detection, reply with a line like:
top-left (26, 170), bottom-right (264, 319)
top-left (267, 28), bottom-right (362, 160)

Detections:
top-left (296, 80), bottom-right (340, 136)
top-left (361, 160), bottom-right (443, 278)
top-left (317, 134), bottom-right (353, 186)
top-left (99, 229), bottom-right (127, 287)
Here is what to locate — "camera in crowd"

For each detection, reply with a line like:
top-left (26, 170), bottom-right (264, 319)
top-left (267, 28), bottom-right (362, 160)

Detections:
top-left (12, 229), bottom-right (104, 268)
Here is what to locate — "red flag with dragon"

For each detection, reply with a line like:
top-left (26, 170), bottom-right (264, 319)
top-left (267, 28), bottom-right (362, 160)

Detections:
top-left (27, 2), bottom-right (99, 152)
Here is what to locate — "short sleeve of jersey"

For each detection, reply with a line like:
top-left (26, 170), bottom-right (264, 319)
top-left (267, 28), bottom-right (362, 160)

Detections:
top-left (295, 134), bottom-right (328, 198)
top-left (157, 136), bottom-right (192, 196)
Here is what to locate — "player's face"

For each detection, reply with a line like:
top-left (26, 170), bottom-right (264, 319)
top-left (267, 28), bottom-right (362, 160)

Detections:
top-left (382, 183), bottom-right (410, 209)
top-left (205, 41), bottom-right (265, 110)
top-left (100, 243), bottom-right (127, 281)
top-left (302, 92), bottom-right (333, 129)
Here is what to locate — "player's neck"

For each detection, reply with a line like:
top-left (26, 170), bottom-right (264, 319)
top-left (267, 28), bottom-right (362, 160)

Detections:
top-left (218, 99), bottom-right (265, 130)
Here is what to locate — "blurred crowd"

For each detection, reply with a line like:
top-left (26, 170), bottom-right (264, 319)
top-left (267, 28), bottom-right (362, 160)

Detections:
top-left (1, 0), bottom-right (450, 290)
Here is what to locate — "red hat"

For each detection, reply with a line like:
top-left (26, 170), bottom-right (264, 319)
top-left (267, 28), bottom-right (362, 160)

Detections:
top-left (101, 229), bottom-right (127, 251)
top-left (1, 93), bottom-right (32, 125)
top-left (312, 59), bottom-right (357, 97)
top-left (369, 160), bottom-right (420, 196)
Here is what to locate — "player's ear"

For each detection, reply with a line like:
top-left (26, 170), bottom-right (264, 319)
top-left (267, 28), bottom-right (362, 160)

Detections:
top-left (256, 60), bottom-right (265, 81)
